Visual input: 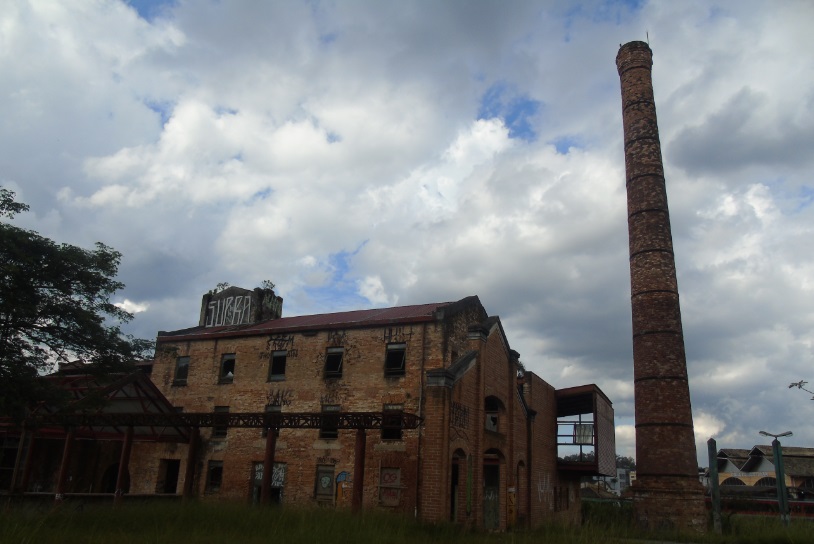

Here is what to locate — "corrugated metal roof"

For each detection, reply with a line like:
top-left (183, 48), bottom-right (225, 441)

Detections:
top-left (158, 300), bottom-right (454, 342)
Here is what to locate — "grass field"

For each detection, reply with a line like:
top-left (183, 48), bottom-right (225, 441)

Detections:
top-left (0, 500), bottom-right (811, 544)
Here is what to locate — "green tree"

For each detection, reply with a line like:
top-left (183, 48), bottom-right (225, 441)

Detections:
top-left (0, 188), bottom-right (152, 420)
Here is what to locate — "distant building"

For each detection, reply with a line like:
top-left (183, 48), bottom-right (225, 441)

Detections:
top-left (1, 287), bottom-right (616, 531)
top-left (713, 446), bottom-right (814, 499)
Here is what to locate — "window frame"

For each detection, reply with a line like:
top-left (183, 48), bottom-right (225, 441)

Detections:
top-left (381, 403), bottom-right (404, 441)
top-left (378, 466), bottom-right (402, 506)
top-left (323, 347), bottom-right (344, 379)
top-left (268, 350), bottom-right (287, 381)
top-left (173, 356), bottom-right (190, 386)
top-left (213, 406), bottom-right (229, 439)
top-left (205, 460), bottom-right (224, 493)
top-left (314, 465), bottom-right (335, 503)
top-left (319, 404), bottom-right (340, 440)
top-left (384, 343), bottom-right (407, 377)
top-left (219, 353), bottom-right (236, 384)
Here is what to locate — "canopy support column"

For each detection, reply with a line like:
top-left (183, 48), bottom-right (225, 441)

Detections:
top-left (352, 428), bottom-right (366, 512)
top-left (114, 426), bottom-right (134, 505)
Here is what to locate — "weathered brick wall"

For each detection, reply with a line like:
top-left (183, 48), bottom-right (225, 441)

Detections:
top-left (617, 40), bottom-right (707, 532)
top-left (144, 322), bottom-right (432, 509)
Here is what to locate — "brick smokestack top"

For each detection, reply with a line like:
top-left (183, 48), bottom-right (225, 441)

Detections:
top-left (616, 41), bottom-right (706, 532)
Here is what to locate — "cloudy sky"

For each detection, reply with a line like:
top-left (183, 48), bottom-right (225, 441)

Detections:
top-left (3, 0), bottom-right (813, 464)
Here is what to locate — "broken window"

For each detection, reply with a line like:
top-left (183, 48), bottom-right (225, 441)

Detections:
top-left (219, 353), bottom-right (235, 384)
top-left (206, 460), bottom-right (223, 493)
top-left (268, 351), bottom-right (287, 381)
top-left (173, 356), bottom-right (189, 386)
top-left (213, 406), bottom-right (229, 439)
top-left (314, 465), bottom-right (335, 504)
top-left (324, 348), bottom-right (344, 379)
top-left (484, 396), bottom-right (500, 432)
top-left (251, 461), bottom-right (286, 503)
top-left (381, 404), bottom-right (404, 441)
top-left (384, 343), bottom-right (406, 377)
top-left (320, 404), bottom-right (340, 440)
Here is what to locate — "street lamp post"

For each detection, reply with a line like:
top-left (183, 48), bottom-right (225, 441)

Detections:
top-left (759, 430), bottom-right (792, 527)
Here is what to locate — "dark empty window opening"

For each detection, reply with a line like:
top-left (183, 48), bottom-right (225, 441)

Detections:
top-left (219, 354), bottom-right (235, 384)
top-left (384, 343), bottom-right (406, 377)
top-left (206, 460), bottom-right (223, 493)
top-left (268, 351), bottom-right (287, 381)
top-left (324, 348), bottom-right (344, 379)
top-left (213, 406), bottom-right (229, 439)
top-left (173, 356), bottom-right (189, 385)
top-left (485, 396), bottom-right (501, 433)
top-left (381, 404), bottom-right (404, 440)
top-left (156, 459), bottom-right (181, 494)
top-left (320, 404), bottom-right (340, 440)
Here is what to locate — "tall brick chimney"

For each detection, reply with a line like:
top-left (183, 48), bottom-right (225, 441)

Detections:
top-left (616, 41), bottom-right (707, 532)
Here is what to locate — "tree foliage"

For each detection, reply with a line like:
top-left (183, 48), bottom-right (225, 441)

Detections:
top-left (0, 188), bottom-right (152, 420)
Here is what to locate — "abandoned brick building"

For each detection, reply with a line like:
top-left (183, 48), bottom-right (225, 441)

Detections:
top-left (1, 285), bottom-right (614, 531)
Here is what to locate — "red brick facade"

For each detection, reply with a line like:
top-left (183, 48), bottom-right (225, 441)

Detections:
top-left (124, 292), bottom-right (608, 530)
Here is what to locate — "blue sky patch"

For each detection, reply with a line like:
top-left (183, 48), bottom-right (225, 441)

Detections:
top-left (126, 0), bottom-right (177, 21)
top-left (552, 135), bottom-right (583, 155)
top-left (145, 99), bottom-right (173, 126)
top-left (478, 82), bottom-right (541, 142)
top-left (303, 243), bottom-right (369, 309)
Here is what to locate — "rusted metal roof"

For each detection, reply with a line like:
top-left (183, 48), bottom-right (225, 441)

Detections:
top-left (157, 300), bottom-right (454, 342)
top-left (21, 365), bottom-right (189, 442)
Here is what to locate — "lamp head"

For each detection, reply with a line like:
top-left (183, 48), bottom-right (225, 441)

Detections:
top-left (759, 430), bottom-right (793, 438)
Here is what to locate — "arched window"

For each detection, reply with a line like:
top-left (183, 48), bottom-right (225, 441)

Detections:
top-left (721, 477), bottom-right (745, 486)
top-left (755, 477), bottom-right (776, 487)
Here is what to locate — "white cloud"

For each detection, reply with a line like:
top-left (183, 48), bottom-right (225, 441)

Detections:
top-left (4, 0), bottom-right (814, 465)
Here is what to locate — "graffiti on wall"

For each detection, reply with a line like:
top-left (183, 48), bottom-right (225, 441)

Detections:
top-left (206, 295), bottom-right (252, 327)
top-left (266, 388), bottom-right (294, 407)
top-left (319, 382), bottom-right (350, 405)
top-left (382, 326), bottom-right (413, 343)
top-left (260, 334), bottom-right (298, 359)
top-left (327, 330), bottom-right (347, 346)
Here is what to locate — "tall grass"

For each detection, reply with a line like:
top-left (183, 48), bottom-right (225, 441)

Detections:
top-left (0, 500), bottom-right (811, 544)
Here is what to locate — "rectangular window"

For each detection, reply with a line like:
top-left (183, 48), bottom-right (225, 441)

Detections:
top-left (379, 467), bottom-right (401, 506)
top-left (213, 406), bottom-right (229, 439)
top-left (268, 351), bottom-right (287, 381)
top-left (206, 460), bottom-right (223, 493)
top-left (251, 461), bottom-right (287, 504)
top-left (173, 356), bottom-right (189, 385)
top-left (384, 343), bottom-right (406, 377)
top-left (219, 353), bottom-right (236, 384)
top-left (319, 404), bottom-right (340, 440)
top-left (324, 347), bottom-right (344, 379)
top-left (155, 459), bottom-right (181, 494)
top-left (314, 465), bottom-right (335, 503)
top-left (381, 404), bottom-right (404, 441)
top-left (262, 404), bottom-right (281, 438)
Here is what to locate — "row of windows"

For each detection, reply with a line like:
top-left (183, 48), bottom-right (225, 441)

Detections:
top-left (208, 404), bottom-right (405, 441)
top-left (204, 461), bottom-right (403, 506)
top-left (172, 343), bottom-right (407, 386)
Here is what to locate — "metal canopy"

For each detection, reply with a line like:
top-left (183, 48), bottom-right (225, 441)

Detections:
top-left (25, 367), bottom-right (189, 442)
